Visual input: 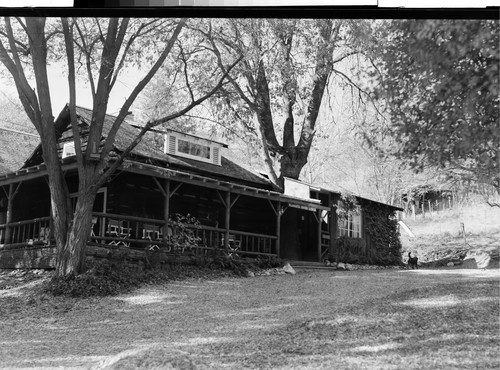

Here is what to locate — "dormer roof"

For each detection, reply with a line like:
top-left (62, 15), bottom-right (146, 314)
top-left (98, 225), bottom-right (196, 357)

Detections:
top-left (22, 105), bottom-right (271, 189)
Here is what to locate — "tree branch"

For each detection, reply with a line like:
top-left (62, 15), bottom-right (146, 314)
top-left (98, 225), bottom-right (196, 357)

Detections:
top-left (62, 17), bottom-right (85, 172)
top-left (297, 19), bottom-right (336, 150)
top-left (332, 67), bottom-right (386, 120)
top-left (145, 56), bottom-right (241, 126)
top-left (254, 60), bottom-right (282, 154)
top-left (86, 18), bottom-right (129, 164)
top-left (26, 17), bottom-right (54, 132)
top-left (0, 30), bottom-right (30, 55)
top-left (178, 42), bottom-right (195, 102)
top-left (486, 201), bottom-right (500, 208)
top-left (203, 22), bottom-right (257, 111)
top-left (332, 50), bottom-right (358, 64)
top-left (181, 113), bottom-right (250, 139)
top-left (98, 53), bottom-right (241, 186)
top-left (100, 19), bottom-right (186, 163)
top-left (95, 17), bottom-right (106, 44)
top-left (270, 19), bottom-right (297, 150)
top-left (74, 20), bottom-right (97, 99)
top-left (110, 18), bottom-right (141, 91)
top-left (0, 18), bottom-right (41, 132)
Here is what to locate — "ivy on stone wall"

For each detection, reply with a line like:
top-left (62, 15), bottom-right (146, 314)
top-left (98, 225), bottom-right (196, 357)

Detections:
top-left (334, 236), bottom-right (367, 264)
top-left (333, 193), bottom-right (402, 265)
top-left (334, 193), bottom-right (366, 264)
top-left (363, 202), bottom-right (402, 265)
top-left (336, 192), bottom-right (361, 222)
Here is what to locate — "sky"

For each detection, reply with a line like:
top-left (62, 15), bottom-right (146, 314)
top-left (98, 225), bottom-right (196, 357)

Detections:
top-left (49, 65), bottom-right (143, 116)
top-left (1, 63), bottom-right (141, 118)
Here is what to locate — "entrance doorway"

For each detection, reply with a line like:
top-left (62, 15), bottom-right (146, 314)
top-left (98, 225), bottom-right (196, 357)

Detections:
top-left (280, 206), bottom-right (319, 262)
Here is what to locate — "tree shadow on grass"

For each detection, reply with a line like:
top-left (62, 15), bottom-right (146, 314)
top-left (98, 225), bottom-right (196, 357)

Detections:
top-left (399, 268), bottom-right (500, 280)
top-left (200, 279), bottom-right (499, 370)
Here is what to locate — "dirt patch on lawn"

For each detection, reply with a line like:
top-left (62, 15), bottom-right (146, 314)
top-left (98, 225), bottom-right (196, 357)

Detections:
top-left (1, 267), bottom-right (498, 369)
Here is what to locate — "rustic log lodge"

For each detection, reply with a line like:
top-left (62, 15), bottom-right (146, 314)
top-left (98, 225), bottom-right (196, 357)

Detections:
top-left (0, 105), bottom-right (403, 269)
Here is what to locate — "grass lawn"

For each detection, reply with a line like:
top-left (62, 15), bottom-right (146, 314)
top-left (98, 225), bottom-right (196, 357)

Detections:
top-left (1, 268), bottom-right (498, 369)
top-left (260, 278), bottom-right (500, 370)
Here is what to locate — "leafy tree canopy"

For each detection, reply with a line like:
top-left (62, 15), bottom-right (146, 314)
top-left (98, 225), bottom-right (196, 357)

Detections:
top-left (145, 18), bottom-right (371, 189)
top-left (367, 19), bottom-right (499, 196)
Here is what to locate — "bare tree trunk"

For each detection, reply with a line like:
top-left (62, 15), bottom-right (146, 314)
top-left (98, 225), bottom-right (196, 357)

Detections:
top-left (55, 189), bottom-right (97, 277)
top-left (279, 150), bottom-right (308, 185)
top-left (26, 17), bottom-right (73, 256)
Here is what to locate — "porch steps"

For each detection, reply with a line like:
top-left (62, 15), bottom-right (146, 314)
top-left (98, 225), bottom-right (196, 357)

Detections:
top-left (288, 261), bottom-right (334, 271)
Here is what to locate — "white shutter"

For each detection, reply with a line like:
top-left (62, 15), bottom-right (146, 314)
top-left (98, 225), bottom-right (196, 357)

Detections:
top-left (165, 134), bottom-right (176, 155)
top-left (212, 146), bottom-right (220, 165)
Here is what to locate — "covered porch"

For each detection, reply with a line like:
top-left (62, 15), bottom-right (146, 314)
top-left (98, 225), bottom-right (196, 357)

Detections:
top-left (0, 161), bottom-right (332, 268)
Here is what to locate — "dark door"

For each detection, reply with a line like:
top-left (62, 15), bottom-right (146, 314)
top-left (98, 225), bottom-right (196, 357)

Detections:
top-left (298, 208), bottom-right (319, 262)
top-left (280, 207), bottom-right (319, 262)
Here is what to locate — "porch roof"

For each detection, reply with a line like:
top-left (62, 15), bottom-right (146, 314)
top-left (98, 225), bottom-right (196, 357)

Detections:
top-left (0, 160), bottom-right (330, 211)
top-left (121, 160), bottom-right (330, 211)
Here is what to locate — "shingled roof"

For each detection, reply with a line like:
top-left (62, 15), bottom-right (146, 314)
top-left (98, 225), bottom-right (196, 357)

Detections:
top-left (23, 105), bottom-right (272, 189)
top-left (0, 128), bottom-right (39, 175)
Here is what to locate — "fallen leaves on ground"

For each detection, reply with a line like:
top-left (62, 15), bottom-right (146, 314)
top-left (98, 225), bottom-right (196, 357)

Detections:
top-left (1, 268), bottom-right (499, 369)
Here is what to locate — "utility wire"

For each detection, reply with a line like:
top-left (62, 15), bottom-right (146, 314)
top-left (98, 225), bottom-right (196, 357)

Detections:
top-left (0, 126), bottom-right (39, 138)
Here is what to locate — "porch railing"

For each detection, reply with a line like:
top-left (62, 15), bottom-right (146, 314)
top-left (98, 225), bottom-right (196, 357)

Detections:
top-left (1, 213), bottom-right (278, 259)
top-left (90, 212), bottom-right (277, 258)
top-left (191, 225), bottom-right (277, 258)
top-left (0, 217), bottom-right (51, 247)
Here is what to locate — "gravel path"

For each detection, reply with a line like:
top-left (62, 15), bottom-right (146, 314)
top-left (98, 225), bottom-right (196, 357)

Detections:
top-left (1, 267), bottom-right (498, 369)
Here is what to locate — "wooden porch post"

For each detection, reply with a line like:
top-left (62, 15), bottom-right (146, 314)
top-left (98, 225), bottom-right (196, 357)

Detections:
top-left (224, 191), bottom-right (230, 250)
top-left (276, 201), bottom-right (281, 257)
top-left (317, 209), bottom-right (322, 262)
top-left (164, 179), bottom-right (170, 240)
top-left (421, 193), bottom-right (426, 218)
top-left (268, 199), bottom-right (282, 258)
top-left (154, 177), bottom-right (182, 246)
top-left (329, 195), bottom-right (338, 263)
top-left (5, 184), bottom-right (14, 244)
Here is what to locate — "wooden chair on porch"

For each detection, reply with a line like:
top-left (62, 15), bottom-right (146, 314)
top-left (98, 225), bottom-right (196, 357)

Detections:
top-left (107, 219), bottom-right (131, 247)
top-left (142, 224), bottom-right (162, 240)
top-left (222, 234), bottom-right (241, 258)
top-left (142, 224), bottom-right (163, 251)
top-left (90, 217), bottom-right (98, 237)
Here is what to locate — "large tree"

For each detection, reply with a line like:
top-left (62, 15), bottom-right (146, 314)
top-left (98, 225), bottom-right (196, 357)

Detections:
top-left (367, 19), bottom-right (500, 200)
top-left (0, 17), bottom-right (237, 276)
top-left (194, 18), bottom-right (369, 190)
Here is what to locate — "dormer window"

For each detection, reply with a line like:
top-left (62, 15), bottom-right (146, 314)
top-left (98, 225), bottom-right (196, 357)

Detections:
top-left (164, 132), bottom-right (224, 166)
top-left (177, 139), bottom-right (211, 160)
